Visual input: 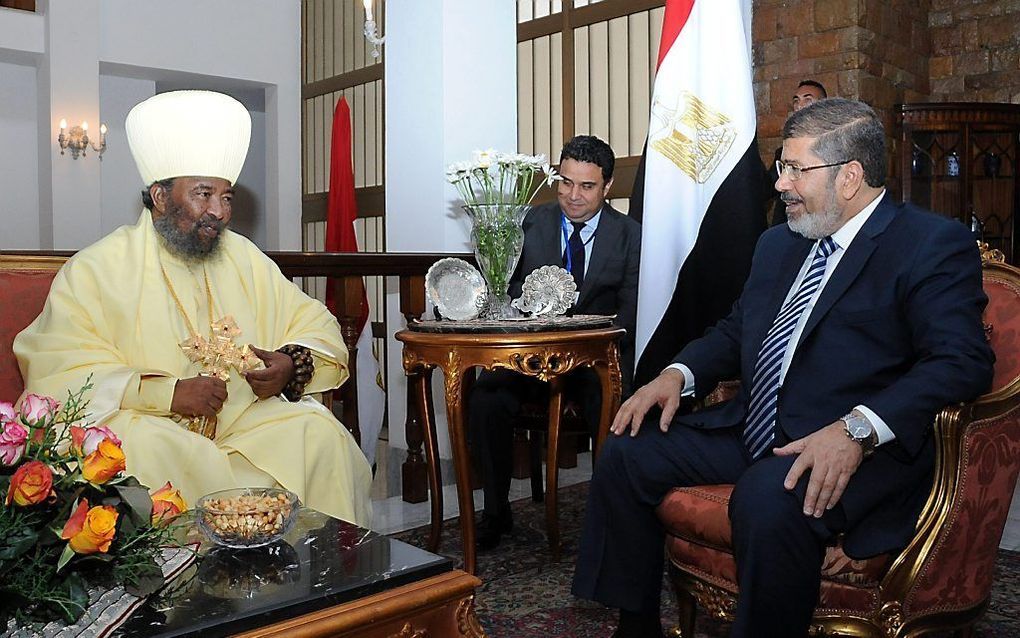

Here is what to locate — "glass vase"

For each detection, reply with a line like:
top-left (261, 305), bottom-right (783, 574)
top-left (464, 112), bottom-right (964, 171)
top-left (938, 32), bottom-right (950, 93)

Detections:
top-left (464, 203), bottom-right (528, 319)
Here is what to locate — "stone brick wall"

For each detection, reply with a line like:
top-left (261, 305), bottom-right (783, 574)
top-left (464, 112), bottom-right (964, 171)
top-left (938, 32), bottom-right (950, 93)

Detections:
top-left (753, 0), bottom-right (930, 166)
top-left (753, 0), bottom-right (1020, 169)
top-left (929, 0), bottom-right (1020, 103)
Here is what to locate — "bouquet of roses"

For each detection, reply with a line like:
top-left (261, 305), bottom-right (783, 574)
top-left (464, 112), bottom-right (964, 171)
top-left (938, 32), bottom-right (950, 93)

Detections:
top-left (0, 381), bottom-right (187, 626)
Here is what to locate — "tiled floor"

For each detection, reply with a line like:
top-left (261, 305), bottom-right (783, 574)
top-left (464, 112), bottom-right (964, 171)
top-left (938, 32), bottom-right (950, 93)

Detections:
top-left (370, 452), bottom-right (594, 536)
top-left (369, 447), bottom-right (1020, 551)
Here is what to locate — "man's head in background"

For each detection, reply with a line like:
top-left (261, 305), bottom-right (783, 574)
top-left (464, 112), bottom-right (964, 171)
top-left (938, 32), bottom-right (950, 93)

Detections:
top-left (557, 135), bottom-right (615, 223)
top-left (792, 80), bottom-right (827, 112)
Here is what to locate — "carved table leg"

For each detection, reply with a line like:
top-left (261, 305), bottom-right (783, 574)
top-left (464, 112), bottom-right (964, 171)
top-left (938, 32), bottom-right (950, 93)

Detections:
top-left (413, 368), bottom-right (443, 553)
top-left (593, 346), bottom-right (622, 462)
top-left (545, 375), bottom-right (565, 560)
top-left (442, 355), bottom-right (477, 574)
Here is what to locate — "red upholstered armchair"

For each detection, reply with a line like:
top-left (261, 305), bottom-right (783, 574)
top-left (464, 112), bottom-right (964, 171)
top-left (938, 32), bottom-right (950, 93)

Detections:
top-left (0, 255), bottom-right (66, 402)
top-left (656, 246), bottom-right (1020, 637)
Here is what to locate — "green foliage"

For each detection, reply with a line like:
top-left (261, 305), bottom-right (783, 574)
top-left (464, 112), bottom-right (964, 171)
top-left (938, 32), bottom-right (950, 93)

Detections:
top-left (0, 378), bottom-right (186, 628)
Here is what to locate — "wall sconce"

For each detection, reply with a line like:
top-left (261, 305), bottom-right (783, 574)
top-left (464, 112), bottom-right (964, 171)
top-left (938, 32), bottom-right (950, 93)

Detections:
top-left (57, 119), bottom-right (107, 160)
top-left (363, 0), bottom-right (384, 59)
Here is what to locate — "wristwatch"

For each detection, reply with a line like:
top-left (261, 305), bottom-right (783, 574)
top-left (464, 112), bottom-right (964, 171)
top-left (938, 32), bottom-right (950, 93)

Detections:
top-left (842, 410), bottom-right (878, 457)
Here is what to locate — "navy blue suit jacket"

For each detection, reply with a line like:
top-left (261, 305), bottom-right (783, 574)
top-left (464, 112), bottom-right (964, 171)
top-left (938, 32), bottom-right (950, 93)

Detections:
top-left (674, 194), bottom-right (994, 556)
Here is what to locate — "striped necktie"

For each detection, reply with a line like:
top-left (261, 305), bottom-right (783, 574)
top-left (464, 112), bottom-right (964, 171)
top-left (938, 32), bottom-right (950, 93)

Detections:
top-left (743, 236), bottom-right (838, 459)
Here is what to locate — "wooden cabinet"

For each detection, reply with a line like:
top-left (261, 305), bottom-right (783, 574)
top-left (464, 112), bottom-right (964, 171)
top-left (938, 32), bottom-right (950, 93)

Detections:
top-left (898, 103), bottom-right (1020, 264)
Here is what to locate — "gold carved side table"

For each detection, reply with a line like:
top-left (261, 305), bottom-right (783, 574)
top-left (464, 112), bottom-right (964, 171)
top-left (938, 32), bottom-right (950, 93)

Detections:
top-left (396, 315), bottom-right (624, 575)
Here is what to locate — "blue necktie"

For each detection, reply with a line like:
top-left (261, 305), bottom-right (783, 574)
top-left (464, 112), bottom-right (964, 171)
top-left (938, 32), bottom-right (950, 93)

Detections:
top-left (743, 236), bottom-right (838, 459)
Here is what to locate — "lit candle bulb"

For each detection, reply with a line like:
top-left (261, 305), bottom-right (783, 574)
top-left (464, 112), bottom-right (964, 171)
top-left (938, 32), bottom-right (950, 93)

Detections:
top-left (59, 118), bottom-right (67, 131)
top-left (82, 121), bottom-right (89, 131)
top-left (100, 123), bottom-right (107, 136)
top-left (363, 0), bottom-right (373, 22)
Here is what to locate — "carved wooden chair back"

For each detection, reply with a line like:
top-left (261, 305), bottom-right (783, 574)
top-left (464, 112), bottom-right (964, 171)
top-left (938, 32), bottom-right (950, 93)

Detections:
top-left (0, 255), bottom-right (66, 402)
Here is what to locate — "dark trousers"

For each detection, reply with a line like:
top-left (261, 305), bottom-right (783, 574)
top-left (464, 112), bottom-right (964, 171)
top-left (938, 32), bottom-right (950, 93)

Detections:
top-left (467, 367), bottom-right (601, 519)
top-left (571, 422), bottom-right (847, 638)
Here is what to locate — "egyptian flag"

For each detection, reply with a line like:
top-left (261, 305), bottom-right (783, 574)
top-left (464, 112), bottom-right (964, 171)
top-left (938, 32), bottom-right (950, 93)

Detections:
top-left (631, 0), bottom-right (766, 386)
top-left (326, 96), bottom-right (386, 465)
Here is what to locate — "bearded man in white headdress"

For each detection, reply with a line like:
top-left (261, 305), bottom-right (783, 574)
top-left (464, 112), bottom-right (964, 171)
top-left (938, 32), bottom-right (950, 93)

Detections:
top-left (14, 90), bottom-right (372, 525)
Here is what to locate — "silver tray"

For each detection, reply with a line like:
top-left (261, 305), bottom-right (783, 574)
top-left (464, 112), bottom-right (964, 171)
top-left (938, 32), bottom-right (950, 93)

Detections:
top-left (425, 258), bottom-right (486, 320)
top-left (511, 265), bottom-right (578, 317)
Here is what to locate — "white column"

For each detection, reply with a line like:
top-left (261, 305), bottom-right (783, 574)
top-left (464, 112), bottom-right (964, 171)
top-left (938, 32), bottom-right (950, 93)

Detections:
top-left (384, 0), bottom-right (517, 462)
top-left (38, 0), bottom-right (103, 249)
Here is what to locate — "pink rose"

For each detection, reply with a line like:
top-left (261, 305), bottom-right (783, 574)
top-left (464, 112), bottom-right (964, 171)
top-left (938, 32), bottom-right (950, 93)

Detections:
top-left (0, 421), bottom-right (28, 465)
top-left (70, 425), bottom-right (122, 456)
top-left (0, 401), bottom-right (15, 424)
top-left (19, 394), bottom-right (60, 427)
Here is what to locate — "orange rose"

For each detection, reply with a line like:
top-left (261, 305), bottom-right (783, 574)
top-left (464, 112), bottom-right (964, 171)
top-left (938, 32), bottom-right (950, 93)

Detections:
top-left (81, 438), bottom-right (126, 484)
top-left (150, 482), bottom-right (186, 526)
top-left (5, 460), bottom-right (54, 506)
top-left (61, 499), bottom-right (119, 554)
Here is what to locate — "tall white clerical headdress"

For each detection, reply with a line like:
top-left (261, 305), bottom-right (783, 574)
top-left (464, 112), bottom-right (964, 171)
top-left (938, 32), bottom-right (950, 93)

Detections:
top-left (126, 90), bottom-right (251, 186)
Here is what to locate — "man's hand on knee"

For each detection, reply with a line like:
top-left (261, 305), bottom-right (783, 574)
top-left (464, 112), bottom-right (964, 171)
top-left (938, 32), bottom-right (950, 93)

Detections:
top-left (774, 421), bottom-right (863, 518)
top-left (610, 368), bottom-right (684, 437)
top-left (171, 376), bottom-right (228, 417)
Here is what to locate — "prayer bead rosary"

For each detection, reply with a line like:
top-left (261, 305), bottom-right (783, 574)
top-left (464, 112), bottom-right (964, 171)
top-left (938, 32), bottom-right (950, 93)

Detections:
top-left (277, 344), bottom-right (314, 401)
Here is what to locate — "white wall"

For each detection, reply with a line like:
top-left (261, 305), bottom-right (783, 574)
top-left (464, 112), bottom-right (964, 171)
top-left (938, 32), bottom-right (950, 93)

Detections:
top-left (99, 74), bottom-right (153, 235)
top-left (384, 0), bottom-right (518, 457)
top-left (0, 0), bottom-right (302, 250)
top-left (0, 60), bottom-right (40, 248)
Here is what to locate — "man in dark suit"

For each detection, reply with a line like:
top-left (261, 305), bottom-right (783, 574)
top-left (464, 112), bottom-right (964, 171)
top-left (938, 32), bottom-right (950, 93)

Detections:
top-left (572, 99), bottom-right (994, 638)
top-left (468, 135), bottom-right (641, 550)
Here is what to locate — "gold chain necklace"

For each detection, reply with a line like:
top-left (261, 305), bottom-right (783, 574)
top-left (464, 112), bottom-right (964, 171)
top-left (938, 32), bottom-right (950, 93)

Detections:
top-left (159, 262), bottom-right (259, 439)
top-left (160, 263), bottom-right (215, 337)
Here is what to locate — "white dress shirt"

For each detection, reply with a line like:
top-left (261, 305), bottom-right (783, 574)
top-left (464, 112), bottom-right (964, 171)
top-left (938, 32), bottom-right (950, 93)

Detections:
top-left (669, 190), bottom-right (895, 446)
top-left (559, 208), bottom-right (602, 277)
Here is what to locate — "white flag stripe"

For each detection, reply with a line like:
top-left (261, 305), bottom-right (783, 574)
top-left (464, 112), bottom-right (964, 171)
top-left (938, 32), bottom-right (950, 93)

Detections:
top-left (634, 0), bottom-right (757, 367)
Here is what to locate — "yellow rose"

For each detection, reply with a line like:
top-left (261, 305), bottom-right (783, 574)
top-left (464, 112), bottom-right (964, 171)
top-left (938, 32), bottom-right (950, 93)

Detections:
top-left (61, 499), bottom-right (119, 554)
top-left (150, 482), bottom-right (186, 526)
top-left (4, 460), bottom-right (54, 506)
top-left (81, 438), bottom-right (126, 484)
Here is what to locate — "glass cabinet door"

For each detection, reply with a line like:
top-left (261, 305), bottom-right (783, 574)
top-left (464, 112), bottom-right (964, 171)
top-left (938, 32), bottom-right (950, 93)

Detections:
top-left (907, 129), bottom-right (964, 219)
top-left (899, 104), bottom-right (1020, 265)
top-left (969, 130), bottom-right (1016, 263)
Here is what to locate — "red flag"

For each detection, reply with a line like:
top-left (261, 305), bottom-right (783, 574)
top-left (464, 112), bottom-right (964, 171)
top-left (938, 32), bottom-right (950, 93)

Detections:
top-left (325, 96), bottom-right (368, 330)
top-left (325, 96), bottom-right (386, 466)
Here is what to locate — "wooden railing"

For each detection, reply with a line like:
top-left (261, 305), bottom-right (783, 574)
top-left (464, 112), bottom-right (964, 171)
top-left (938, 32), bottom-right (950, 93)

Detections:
top-left (3, 249), bottom-right (471, 504)
top-left (0, 1), bottom-right (36, 11)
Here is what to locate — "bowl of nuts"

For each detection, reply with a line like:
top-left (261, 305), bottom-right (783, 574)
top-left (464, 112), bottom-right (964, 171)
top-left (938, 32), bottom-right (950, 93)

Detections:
top-left (195, 487), bottom-right (300, 548)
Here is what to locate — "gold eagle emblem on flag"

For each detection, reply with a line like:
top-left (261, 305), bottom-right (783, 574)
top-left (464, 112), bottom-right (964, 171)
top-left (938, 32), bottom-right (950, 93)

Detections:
top-left (649, 91), bottom-right (736, 184)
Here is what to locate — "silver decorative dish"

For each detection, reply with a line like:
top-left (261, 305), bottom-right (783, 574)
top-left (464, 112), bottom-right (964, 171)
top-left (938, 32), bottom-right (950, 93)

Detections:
top-left (511, 265), bottom-right (578, 317)
top-left (425, 258), bottom-right (487, 320)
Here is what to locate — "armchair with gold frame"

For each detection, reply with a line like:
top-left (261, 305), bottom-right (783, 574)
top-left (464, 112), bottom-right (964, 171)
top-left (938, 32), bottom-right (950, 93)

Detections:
top-left (656, 246), bottom-right (1020, 637)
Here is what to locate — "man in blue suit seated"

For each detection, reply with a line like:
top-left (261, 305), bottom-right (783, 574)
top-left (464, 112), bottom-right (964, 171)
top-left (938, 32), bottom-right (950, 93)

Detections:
top-left (571, 98), bottom-right (995, 638)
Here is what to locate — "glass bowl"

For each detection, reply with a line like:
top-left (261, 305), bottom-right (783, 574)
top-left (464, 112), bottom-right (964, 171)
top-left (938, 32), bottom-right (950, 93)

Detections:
top-left (195, 487), bottom-right (300, 548)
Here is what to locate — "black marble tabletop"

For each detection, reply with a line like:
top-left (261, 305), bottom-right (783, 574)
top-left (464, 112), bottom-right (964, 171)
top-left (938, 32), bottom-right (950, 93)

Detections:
top-left (114, 509), bottom-right (451, 637)
top-left (408, 313), bottom-right (616, 334)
